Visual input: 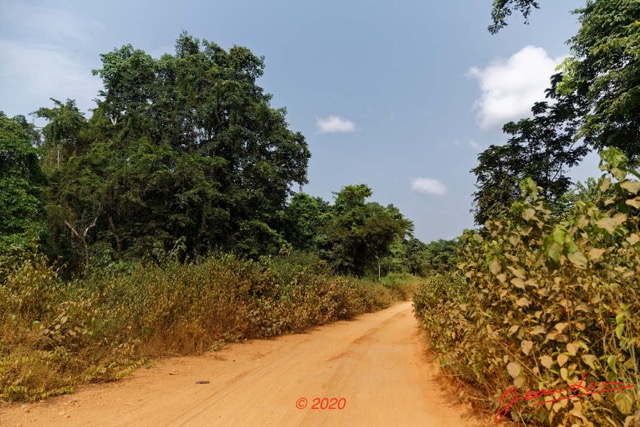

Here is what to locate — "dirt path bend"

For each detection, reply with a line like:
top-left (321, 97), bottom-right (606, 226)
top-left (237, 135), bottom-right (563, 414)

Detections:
top-left (1, 301), bottom-right (488, 427)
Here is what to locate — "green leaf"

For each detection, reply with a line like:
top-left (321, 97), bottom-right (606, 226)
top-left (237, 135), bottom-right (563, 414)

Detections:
top-left (552, 228), bottom-right (566, 244)
top-left (581, 354), bottom-right (598, 369)
top-left (615, 323), bottom-right (624, 339)
top-left (614, 392), bottom-right (633, 415)
top-left (547, 243), bottom-right (562, 263)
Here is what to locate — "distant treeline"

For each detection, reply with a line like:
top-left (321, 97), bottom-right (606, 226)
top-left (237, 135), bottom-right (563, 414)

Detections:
top-left (0, 32), bottom-right (456, 278)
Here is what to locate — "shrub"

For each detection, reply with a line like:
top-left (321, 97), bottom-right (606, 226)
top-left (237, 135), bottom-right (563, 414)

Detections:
top-left (415, 148), bottom-right (640, 426)
top-left (0, 251), bottom-right (403, 401)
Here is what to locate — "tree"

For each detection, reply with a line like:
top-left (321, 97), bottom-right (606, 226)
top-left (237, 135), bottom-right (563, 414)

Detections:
top-left (472, 80), bottom-right (589, 225)
top-left (321, 185), bottom-right (412, 276)
top-left (283, 193), bottom-right (331, 251)
top-left (33, 98), bottom-right (87, 169)
top-left (559, 0), bottom-right (640, 161)
top-left (423, 238), bottom-right (461, 274)
top-left (0, 112), bottom-right (46, 256)
top-left (488, 0), bottom-right (540, 33)
top-left (44, 32), bottom-right (310, 266)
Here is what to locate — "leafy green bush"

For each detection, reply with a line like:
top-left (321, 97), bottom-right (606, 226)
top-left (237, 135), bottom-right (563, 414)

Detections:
top-left (415, 148), bottom-right (640, 426)
top-left (0, 252), bottom-right (401, 401)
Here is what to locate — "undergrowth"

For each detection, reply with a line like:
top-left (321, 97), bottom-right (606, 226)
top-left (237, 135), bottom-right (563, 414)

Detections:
top-left (0, 252), bottom-right (404, 402)
top-left (414, 148), bottom-right (640, 426)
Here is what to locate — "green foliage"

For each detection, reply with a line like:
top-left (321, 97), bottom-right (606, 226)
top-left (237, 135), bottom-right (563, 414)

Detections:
top-left (40, 32), bottom-right (310, 267)
top-left (320, 185), bottom-right (413, 277)
top-left (33, 98), bottom-right (88, 169)
top-left (423, 238), bottom-right (461, 274)
top-left (0, 112), bottom-right (46, 259)
top-left (560, 0), bottom-right (640, 161)
top-left (488, 0), bottom-right (539, 34)
top-left (416, 148), bottom-right (640, 426)
top-left (0, 251), bottom-right (403, 402)
top-left (472, 92), bottom-right (589, 225)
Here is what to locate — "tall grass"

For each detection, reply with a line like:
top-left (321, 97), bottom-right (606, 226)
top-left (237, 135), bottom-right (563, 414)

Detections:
top-left (0, 252), bottom-right (401, 401)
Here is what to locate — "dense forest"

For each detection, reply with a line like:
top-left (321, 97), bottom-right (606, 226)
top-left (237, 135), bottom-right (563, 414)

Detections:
top-left (0, 32), bottom-right (459, 279)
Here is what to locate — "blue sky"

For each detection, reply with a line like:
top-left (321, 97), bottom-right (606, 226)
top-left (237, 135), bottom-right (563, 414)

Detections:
top-left (0, 0), bottom-right (599, 242)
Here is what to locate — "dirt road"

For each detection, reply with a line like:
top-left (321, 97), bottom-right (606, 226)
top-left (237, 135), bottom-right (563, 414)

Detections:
top-left (1, 301), bottom-right (488, 426)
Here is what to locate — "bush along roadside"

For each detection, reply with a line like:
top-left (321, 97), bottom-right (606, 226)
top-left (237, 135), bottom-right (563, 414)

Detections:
top-left (0, 252), bottom-right (407, 402)
top-left (414, 148), bottom-right (640, 426)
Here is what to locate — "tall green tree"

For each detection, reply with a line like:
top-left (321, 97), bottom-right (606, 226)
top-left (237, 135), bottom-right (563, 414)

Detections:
top-left (560, 0), bottom-right (640, 161)
top-left (0, 112), bottom-right (46, 256)
top-left (283, 193), bottom-right (331, 251)
top-left (321, 185), bottom-right (412, 277)
top-left (44, 32), bottom-right (310, 266)
top-left (472, 88), bottom-right (589, 225)
top-left (488, 1), bottom-right (640, 161)
top-left (33, 98), bottom-right (87, 169)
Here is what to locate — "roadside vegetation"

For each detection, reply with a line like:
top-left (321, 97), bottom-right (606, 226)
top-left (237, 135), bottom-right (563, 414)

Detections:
top-left (415, 1), bottom-right (640, 425)
top-left (0, 33), bottom-right (426, 403)
top-left (1, 251), bottom-right (416, 401)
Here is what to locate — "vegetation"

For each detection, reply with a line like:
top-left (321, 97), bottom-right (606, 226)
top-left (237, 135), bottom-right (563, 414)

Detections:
top-left (0, 251), bottom-right (407, 401)
top-left (0, 32), bottom-right (424, 403)
top-left (414, 3), bottom-right (640, 425)
top-left (415, 148), bottom-right (640, 426)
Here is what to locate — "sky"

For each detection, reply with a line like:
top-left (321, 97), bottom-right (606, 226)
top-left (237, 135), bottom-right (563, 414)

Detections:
top-left (0, 0), bottom-right (601, 243)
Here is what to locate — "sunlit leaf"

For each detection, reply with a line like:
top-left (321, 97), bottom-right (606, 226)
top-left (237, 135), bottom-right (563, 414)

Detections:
top-left (568, 251), bottom-right (588, 269)
top-left (625, 197), bottom-right (640, 209)
top-left (522, 208), bottom-right (536, 221)
top-left (581, 354), bottom-right (598, 369)
top-left (596, 217), bottom-right (617, 233)
top-left (588, 248), bottom-right (606, 261)
top-left (507, 362), bottom-right (521, 379)
top-left (620, 180), bottom-right (640, 194)
top-left (489, 260), bottom-right (501, 275)
top-left (511, 278), bottom-right (525, 289)
top-left (540, 355), bottom-right (553, 369)
top-left (566, 342), bottom-right (579, 356)
top-left (557, 353), bottom-right (569, 367)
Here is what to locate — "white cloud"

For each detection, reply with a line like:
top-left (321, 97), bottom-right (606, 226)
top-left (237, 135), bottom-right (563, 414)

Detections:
top-left (411, 178), bottom-right (447, 196)
top-left (467, 46), bottom-right (565, 130)
top-left (317, 115), bottom-right (356, 133)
